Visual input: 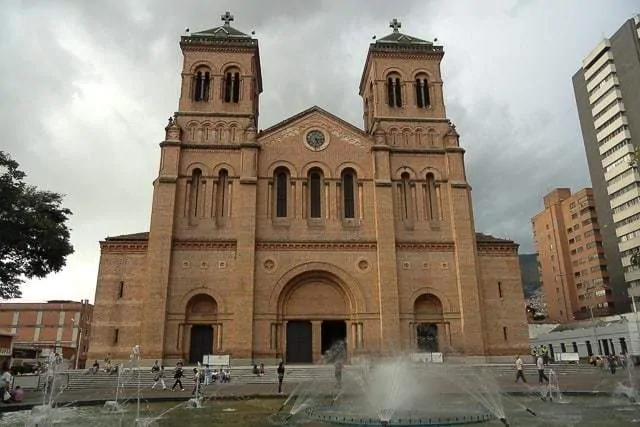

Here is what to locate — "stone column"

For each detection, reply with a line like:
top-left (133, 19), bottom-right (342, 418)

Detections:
top-left (372, 144), bottom-right (401, 353)
top-left (312, 321), bottom-right (322, 363)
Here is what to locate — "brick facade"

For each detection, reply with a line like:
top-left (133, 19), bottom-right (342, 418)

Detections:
top-left (87, 17), bottom-right (529, 365)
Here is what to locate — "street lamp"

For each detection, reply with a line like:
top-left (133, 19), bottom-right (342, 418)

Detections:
top-left (587, 305), bottom-right (602, 356)
top-left (72, 318), bottom-right (84, 370)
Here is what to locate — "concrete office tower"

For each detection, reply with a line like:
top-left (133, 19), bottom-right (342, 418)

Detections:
top-left (532, 188), bottom-right (616, 323)
top-left (573, 15), bottom-right (640, 308)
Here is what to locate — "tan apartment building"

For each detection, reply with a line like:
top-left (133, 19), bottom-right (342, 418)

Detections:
top-left (0, 300), bottom-right (93, 368)
top-left (87, 14), bottom-right (529, 365)
top-left (532, 188), bottom-right (615, 322)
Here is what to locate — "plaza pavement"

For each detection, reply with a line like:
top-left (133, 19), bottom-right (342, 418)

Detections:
top-left (0, 363), bottom-right (635, 412)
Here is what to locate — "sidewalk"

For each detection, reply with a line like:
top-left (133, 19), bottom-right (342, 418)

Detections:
top-left (0, 366), bottom-right (633, 413)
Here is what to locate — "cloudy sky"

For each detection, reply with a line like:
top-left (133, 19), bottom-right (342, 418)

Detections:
top-left (1, 1), bottom-right (637, 303)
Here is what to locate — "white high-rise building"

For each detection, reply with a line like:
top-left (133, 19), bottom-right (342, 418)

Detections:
top-left (573, 15), bottom-right (640, 310)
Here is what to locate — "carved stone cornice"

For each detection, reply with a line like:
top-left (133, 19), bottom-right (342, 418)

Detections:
top-left (396, 242), bottom-right (455, 251)
top-left (476, 243), bottom-right (519, 256)
top-left (173, 240), bottom-right (237, 250)
top-left (256, 241), bottom-right (377, 251)
top-left (181, 144), bottom-right (242, 150)
top-left (100, 241), bottom-right (148, 253)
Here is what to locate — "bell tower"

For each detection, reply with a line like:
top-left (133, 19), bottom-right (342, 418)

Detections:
top-left (176, 11), bottom-right (262, 141)
top-left (359, 18), bottom-right (446, 137)
top-left (141, 12), bottom-right (263, 361)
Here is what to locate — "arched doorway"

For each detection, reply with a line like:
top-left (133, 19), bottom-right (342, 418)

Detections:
top-left (186, 294), bottom-right (217, 364)
top-left (414, 294), bottom-right (444, 352)
top-left (280, 274), bottom-right (349, 363)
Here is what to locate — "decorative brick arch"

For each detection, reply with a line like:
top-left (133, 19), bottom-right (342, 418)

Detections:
top-left (382, 67), bottom-right (406, 80)
top-left (301, 161), bottom-right (333, 179)
top-left (189, 60), bottom-right (216, 74)
top-left (267, 160), bottom-right (299, 178)
top-left (179, 287), bottom-right (226, 315)
top-left (410, 69), bottom-right (436, 81)
top-left (212, 163), bottom-right (237, 177)
top-left (185, 162), bottom-right (211, 176)
top-left (409, 287), bottom-right (453, 314)
top-left (220, 62), bottom-right (243, 74)
top-left (335, 161), bottom-right (366, 179)
top-left (269, 262), bottom-right (365, 317)
top-left (393, 166), bottom-right (418, 180)
top-left (418, 166), bottom-right (446, 182)
top-left (186, 293), bottom-right (218, 323)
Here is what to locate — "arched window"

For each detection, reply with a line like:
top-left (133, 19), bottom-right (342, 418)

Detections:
top-left (426, 173), bottom-right (439, 220)
top-left (224, 68), bottom-right (240, 103)
top-left (389, 128), bottom-right (399, 145)
top-left (189, 168), bottom-right (203, 217)
top-left (216, 169), bottom-right (229, 217)
top-left (275, 168), bottom-right (289, 218)
top-left (309, 168), bottom-right (323, 219)
top-left (342, 169), bottom-right (356, 219)
top-left (415, 74), bottom-right (430, 108)
top-left (401, 172), bottom-right (412, 220)
top-left (193, 68), bottom-right (211, 102)
top-left (386, 73), bottom-right (402, 107)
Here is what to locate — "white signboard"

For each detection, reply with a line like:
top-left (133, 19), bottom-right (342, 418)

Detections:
top-left (555, 352), bottom-right (579, 362)
top-left (203, 354), bottom-right (230, 366)
top-left (409, 352), bottom-right (444, 363)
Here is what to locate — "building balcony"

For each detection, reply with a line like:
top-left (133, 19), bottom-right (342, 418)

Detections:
top-left (607, 167), bottom-right (638, 194)
top-left (599, 128), bottom-right (631, 156)
top-left (619, 234), bottom-right (640, 253)
top-left (589, 75), bottom-right (619, 105)
top-left (597, 111), bottom-right (628, 141)
top-left (586, 61), bottom-right (615, 91)
top-left (591, 89), bottom-right (623, 117)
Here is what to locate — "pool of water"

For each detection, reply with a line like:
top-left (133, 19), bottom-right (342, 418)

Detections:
top-left (1, 395), bottom-right (640, 426)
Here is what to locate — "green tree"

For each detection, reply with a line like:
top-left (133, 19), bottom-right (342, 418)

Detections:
top-left (0, 151), bottom-right (74, 299)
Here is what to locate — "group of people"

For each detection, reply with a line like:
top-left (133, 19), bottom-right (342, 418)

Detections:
top-left (0, 364), bottom-right (23, 404)
top-left (589, 353), bottom-right (627, 374)
top-left (148, 361), bottom-right (233, 393)
top-left (514, 354), bottom-right (550, 385)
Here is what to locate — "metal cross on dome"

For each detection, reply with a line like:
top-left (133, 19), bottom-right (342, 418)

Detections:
top-left (221, 11), bottom-right (234, 26)
top-left (389, 18), bottom-right (401, 32)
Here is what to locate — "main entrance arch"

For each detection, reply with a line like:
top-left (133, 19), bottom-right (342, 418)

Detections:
top-left (414, 293), bottom-right (444, 353)
top-left (278, 271), bottom-right (352, 363)
top-left (186, 294), bottom-right (217, 364)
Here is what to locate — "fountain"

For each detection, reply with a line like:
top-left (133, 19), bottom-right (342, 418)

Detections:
top-left (26, 351), bottom-right (68, 426)
top-left (279, 343), bottom-right (508, 427)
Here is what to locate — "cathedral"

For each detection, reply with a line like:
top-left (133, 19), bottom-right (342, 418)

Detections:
top-left (88, 13), bottom-right (529, 365)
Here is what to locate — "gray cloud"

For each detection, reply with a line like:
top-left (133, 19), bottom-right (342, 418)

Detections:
top-left (1, 0), bottom-right (637, 302)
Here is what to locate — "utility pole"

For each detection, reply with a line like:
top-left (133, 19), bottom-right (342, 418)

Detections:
top-left (588, 305), bottom-right (601, 355)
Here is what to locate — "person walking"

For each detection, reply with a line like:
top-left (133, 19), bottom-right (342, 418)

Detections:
top-left (514, 355), bottom-right (527, 383)
top-left (151, 366), bottom-right (167, 390)
top-left (191, 368), bottom-right (202, 396)
top-left (171, 363), bottom-right (185, 391)
top-left (335, 360), bottom-right (344, 388)
top-left (608, 355), bottom-right (617, 374)
top-left (537, 355), bottom-right (549, 384)
top-left (277, 361), bottom-right (285, 394)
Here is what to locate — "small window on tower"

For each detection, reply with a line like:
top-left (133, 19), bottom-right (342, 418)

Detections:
top-left (224, 67), bottom-right (241, 103)
top-left (193, 67), bottom-right (211, 102)
top-left (414, 73), bottom-right (430, 108)
top-left (386, 73), bottom-right (402, 107)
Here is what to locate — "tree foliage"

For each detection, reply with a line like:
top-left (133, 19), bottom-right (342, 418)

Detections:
top-left (0, 151), bottom-right (74, 299)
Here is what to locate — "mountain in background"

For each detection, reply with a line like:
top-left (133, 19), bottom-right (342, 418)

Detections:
top-left (519, 253), bottom-right (541, 299)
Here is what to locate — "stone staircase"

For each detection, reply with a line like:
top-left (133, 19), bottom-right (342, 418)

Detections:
top-left (28, 362), bottom-right (598, 391)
